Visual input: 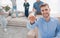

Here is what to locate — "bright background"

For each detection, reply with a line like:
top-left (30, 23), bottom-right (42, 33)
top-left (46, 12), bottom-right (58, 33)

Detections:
top-left (0, 0), bottom-right (60, 17)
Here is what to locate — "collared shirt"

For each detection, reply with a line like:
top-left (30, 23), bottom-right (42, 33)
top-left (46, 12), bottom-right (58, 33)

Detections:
top-left (0, 7), bottom-right (7, 25)
top-left (33, 1), bottom-right (44, 13)
top-left (27, 17), bottom-right (60, 38)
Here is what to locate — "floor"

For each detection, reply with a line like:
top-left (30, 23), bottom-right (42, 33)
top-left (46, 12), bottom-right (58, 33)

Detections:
top-left (0, 16), bottom-right (29, 38)
top-left (0, 26), bottom-right (29, 38)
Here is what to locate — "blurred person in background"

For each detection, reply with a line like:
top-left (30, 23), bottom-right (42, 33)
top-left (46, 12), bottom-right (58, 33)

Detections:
top-left (23, 0), bottom-right (30, 17)
top-left (0, 6), bottom-right (8, 32)
top-left (11, 0), bottom-right (18, 17)
top-left (32, 0), bottom-right (44, 15)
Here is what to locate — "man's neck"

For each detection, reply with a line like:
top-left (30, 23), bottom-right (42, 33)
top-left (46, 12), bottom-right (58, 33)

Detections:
top-left (44, 17), bottom-right (50, 22)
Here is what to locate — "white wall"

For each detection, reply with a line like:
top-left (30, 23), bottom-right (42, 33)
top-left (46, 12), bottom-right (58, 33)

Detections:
top-left (0, 0), bottom-right (12, 8)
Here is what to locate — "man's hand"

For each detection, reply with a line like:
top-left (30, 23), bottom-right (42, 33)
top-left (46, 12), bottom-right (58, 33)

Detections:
top-left (28, 14), bottom-right (36, 24)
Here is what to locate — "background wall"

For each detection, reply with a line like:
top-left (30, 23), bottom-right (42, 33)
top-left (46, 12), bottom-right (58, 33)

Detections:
top-left (0, 0), bottom-right (60, 17)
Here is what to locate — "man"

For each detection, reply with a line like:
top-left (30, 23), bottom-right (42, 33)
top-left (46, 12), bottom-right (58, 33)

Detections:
top-left (32, 0), bottom-right (44, 15)
top-left (23, 0), bottom-right (30, 17)
top-left (11, 0), bottom-right (18, 17)
top-left (0, 6), bottom-right (8, 32)
top-left (27, 3), bottom-right (60, 38)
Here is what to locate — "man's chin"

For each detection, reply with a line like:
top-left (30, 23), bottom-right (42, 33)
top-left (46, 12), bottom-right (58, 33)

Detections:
top-left (43, 16), bottom-right (49, 18)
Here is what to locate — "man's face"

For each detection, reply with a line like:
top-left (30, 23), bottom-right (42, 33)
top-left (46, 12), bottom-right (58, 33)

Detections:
top-left (41, 6), bottom-right (50, 18)
top-left (36, 0), bottom-right (40, 2)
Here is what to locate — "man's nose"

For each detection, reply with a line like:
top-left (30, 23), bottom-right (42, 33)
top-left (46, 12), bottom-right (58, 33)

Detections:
top-left (43, 10), bottom-right (46, 13)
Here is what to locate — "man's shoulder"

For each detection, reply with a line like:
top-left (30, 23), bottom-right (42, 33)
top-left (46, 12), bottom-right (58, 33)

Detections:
top-left (50, 17), bottom-right (59, 22)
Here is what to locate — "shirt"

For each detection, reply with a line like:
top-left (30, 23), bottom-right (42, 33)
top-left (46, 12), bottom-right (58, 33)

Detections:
top-left (27, 17), bottom-right (60, 38)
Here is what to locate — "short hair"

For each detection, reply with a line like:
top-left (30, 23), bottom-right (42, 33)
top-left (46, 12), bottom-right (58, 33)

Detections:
top-left (40, 3), bottom-right (49, 8)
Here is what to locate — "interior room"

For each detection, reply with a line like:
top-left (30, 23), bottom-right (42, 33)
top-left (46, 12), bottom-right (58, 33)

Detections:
top-left (0, 0), bottom-right (60, 38)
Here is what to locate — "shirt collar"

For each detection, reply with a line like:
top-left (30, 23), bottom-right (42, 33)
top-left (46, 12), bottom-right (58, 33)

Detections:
top-left (42, 17), bottom-right (52, 23)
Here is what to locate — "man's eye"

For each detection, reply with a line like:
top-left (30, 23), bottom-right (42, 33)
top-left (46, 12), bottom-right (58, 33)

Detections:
top-left (42, 10), bottom-right (44, 12)
top-left (45, 9), bottom-right (48, 11)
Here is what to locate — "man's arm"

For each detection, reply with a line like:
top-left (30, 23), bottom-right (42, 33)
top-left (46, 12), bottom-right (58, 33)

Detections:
top-left (27, 14), bottom-right (39, 30)
top-left (32, 8), bottom-right (36, 12)
top-left (32, 3), bottom-right (36, 12)
top-left (54, 19), bottom-right (60, 38)
top-left (27, 20), bottom-right (38, 30)
top-left (27, 3), bottom-right (30, 7)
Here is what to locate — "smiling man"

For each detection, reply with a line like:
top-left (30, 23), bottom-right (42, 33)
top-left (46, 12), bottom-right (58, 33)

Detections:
top-left (27, 3), bottom-right (60, 38)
